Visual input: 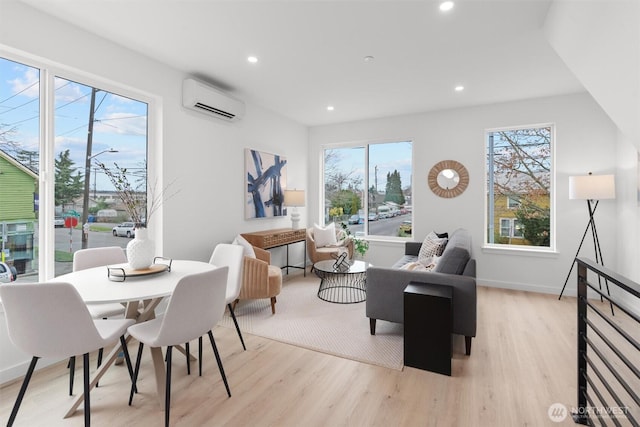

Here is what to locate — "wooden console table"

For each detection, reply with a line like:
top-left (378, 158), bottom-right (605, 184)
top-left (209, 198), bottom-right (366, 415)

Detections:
top-left (241, 228), bottom-right (307, 276)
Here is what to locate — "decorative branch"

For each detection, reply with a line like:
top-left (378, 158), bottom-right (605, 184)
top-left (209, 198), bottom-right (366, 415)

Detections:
top-left (95, 160), bottom-right (178, 228)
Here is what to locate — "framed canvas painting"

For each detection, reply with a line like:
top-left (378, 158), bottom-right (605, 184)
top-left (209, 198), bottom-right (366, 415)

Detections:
top-left (245, 148), bottom-right (287, 219)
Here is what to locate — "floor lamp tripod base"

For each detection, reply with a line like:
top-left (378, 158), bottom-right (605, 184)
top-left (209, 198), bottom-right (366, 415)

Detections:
top-left (558, 200), bottom-right (613, 315)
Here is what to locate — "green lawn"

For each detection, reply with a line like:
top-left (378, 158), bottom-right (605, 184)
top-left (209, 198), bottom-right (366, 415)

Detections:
top-left (55, 250), bottom-right (74, 262)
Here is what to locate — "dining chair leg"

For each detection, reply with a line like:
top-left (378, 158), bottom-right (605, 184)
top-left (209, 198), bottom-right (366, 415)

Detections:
top-left (129, 343), bottom-right (144, 406)
top-left (119, 336), bottom-right (136, 393)
top-left (96, 347), bottom-right (104, 388)
top-left (69, 356), bottom-right (75, 395)
top-left (207, 330), bottom-right (231, 397)
top-left (198, 336), bottom-right (203, 376)
top-left (165, 346), bottom-right (173, 427)
top-left (7, 356), bottom-right (39, 427)
top-left (83, 353), bottom-right (91, 427)
top-left (185, 341), bottom-right (191, 375)
top-left (228, 303), bottom-right (246, 350)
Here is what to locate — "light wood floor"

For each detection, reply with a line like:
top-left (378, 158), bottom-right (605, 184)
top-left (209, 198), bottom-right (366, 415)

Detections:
top-left (0, 285), bottom-right (601, 426)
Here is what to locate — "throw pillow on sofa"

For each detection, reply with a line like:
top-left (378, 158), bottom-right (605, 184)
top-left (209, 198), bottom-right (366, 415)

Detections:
top-left (233, 234), bottom-right (256, 258)
top-left (418, 231), bottom-right (448, 262)
top-left (313, 223), bottom-right (338, 247)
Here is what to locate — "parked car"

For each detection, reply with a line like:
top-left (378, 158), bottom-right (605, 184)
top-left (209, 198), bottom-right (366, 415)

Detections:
top-left (54, 217), bottom-right (65, 228)
top-left (399, 220), bottom-right (412, 235)
top-left (368, 213), bottom-right (378, 221)
top-left (348, 214), bottom-right (360, 225)
top-left (112, 222), bottom-right (136, 238)
top-left (0, 262), bottom-right (17, 283)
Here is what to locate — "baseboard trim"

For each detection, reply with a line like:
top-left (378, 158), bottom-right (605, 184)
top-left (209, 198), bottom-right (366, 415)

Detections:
top-left (478, 278), bottom-right (574, 297)
top-left (0, 357), bottom-right (61, 387)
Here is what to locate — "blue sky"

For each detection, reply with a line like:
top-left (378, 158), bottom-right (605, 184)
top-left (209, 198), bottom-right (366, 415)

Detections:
top-left (327, 141), bottom-right (413, 193)
top-left (0, 57), bottom-right (148, 191)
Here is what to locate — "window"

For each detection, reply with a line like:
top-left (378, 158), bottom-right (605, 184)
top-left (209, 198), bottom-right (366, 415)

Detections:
top-left (0, 58), bottom-right (40, 277)
top-left (323, 140), bottom-right (412, 239)
top-left (507, 196), bottom-right (521, 209)
top-left (486, 125), bottom-right (552, 248)
top-left (0, 55), bottom-right (149, 280)
top-left (499, 218), bottom-right (523, 239)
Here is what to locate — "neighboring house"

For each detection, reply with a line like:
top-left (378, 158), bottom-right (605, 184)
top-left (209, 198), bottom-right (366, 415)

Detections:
top-left (491, 193), bottom-right (550, 246)
top-left (0, 150), bottom-right (37, 274)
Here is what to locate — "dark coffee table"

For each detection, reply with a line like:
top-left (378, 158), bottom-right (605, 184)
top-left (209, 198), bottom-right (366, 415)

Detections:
top-left (313, 259), bottom-right (370, 304)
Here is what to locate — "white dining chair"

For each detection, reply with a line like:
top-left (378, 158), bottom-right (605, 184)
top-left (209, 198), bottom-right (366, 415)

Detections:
top-left (189, 243), bottom-right (246, 376)
top-left (0, 282), bottom-right (135, 427)
top-left (69, 246), bottom-right (128, 394)
top-left (127, 267), bottom-right (231, 427)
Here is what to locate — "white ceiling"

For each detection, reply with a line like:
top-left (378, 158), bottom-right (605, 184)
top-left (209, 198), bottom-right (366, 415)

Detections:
top-left (21, 0), bottom-right (585, 126)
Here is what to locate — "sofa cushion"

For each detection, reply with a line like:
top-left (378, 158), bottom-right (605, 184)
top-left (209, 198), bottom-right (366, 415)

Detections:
top-left (434, 229), bottom-right (472, 274)
top-left (434, 246), bottom-right (470, 274)
top-left (391, 255), bottom-right (419, 269)
top-left (444, 228), bottom-right (472, 254)
top-left (417, 231), bottom-right (448, 261)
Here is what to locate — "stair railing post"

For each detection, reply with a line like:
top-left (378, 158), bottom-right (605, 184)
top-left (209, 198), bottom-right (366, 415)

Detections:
top-left (574, 260), bottom-right (589, 425)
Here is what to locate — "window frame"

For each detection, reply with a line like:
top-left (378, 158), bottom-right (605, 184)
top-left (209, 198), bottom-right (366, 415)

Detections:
top-left (0, 48), bottom-right (160, 281)
top-left (320, 138), bottom-right (414, 242)
top-left (484, 123), bottom-right (556, 252)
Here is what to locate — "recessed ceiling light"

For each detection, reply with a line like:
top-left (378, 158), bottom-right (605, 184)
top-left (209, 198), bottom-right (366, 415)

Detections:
top-left (455, 85), bottom-right (464, 92)
top-left (440, 1), bottom-right (454, 12)
top-left (327, 106), bottom-right (335, 111)
top-left (364, 56), bottom-right (375, 62)
top-left (247, 56), bottom-right (258, 63)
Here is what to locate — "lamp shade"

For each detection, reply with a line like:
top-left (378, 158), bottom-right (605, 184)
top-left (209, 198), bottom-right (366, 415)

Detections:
top-left (569, 174), bottom-right (615, 200)
top-left (284, 189), bottom-right (305, 207)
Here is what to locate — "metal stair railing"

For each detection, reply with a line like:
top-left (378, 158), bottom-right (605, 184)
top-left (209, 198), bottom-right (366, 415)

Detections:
top-left (575, 257), bottom-right (640, 426)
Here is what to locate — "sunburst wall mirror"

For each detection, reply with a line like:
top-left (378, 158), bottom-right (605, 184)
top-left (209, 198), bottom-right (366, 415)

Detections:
top-left (428, 160), bottom-right (469, 198)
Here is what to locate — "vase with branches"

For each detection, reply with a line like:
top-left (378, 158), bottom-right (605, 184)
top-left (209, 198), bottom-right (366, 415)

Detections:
top-left (95, 161), bottom-right (174, 228)
top-left (96, 161), bottom-right (176, 269)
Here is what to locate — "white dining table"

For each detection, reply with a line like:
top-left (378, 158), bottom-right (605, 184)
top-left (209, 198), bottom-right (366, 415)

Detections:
top-left (53, 259), bottom-right (218, 418)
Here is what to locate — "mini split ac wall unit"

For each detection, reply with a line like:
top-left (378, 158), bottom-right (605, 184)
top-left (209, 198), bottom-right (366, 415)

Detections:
top-left (182, 78), bottom-right (245, 122)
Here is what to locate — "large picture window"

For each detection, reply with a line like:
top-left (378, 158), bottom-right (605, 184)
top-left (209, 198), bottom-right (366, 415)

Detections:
top-left (486, 125), bottom-right (553, 248)
top-left (0, 55), bottom-right (149, 280)
top-left (323, 140), bottom-right (412, 239)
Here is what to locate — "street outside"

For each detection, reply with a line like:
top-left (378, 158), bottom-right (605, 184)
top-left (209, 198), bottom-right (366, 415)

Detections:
top-left (343, 213), bottom-right (411, 237)
top-left (54, 223), bottom-right (130, 276)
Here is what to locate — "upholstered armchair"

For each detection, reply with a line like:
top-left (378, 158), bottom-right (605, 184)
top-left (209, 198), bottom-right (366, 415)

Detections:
top-left (306, 226), bottom-right (354, 270)
top-left (235, 246), bottom-right (282, 314)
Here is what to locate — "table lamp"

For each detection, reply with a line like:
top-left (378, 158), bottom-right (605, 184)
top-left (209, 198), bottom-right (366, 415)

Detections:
top-left (284, 189), bottom-right (305, 229)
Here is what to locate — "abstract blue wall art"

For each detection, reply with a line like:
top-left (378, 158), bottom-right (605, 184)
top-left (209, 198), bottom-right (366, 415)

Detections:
top-left (245, 148), bottom-right (287, 219)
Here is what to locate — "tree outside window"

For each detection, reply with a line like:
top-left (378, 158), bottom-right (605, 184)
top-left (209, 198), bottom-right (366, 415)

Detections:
top-left (487, 126), bottom-right (552, 248)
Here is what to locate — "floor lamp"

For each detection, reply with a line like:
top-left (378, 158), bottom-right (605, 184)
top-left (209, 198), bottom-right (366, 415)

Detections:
top-left (559, 173), bottom-right (615, 308)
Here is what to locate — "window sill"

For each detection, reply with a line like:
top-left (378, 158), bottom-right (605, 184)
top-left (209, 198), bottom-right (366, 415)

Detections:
top-left (481, 245), bottom-right (559, 258)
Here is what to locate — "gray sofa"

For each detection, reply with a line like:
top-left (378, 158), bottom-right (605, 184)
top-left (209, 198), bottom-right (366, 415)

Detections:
top-left (366, 228), bottom-right (476, 355)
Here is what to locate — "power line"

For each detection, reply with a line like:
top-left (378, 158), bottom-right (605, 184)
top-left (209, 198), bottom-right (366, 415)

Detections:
top-left (0, 79), bottom-right (39, 105)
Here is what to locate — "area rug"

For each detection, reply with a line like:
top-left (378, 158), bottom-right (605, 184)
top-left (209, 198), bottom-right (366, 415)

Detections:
top-left (220, 273), bottom-right (404, 371)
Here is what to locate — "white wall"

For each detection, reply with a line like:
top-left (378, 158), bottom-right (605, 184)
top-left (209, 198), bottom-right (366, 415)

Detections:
top-left (309, 92), bottom-right (620, 294)
top-left (0, 1), bottom-right (307, 384)
top-left (615, 132), bottom-right (640, 282)
top-left (544, 0), bottom-right (640, 147)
